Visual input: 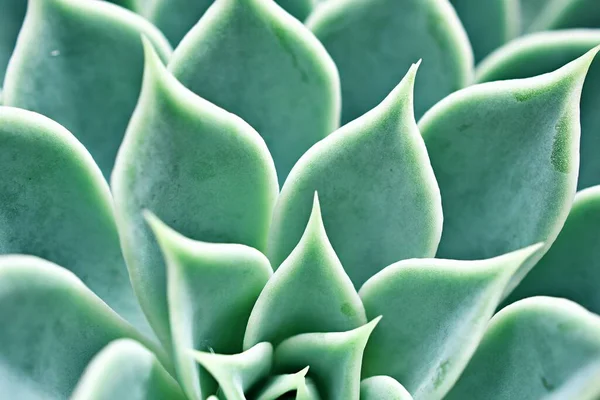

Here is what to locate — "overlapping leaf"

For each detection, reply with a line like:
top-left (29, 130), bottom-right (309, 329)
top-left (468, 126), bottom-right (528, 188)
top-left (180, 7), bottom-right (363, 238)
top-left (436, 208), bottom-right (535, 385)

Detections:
top-left (360, 376), bottom-right (413, 400)
top-left (0, 0), bottom-right (25, 95)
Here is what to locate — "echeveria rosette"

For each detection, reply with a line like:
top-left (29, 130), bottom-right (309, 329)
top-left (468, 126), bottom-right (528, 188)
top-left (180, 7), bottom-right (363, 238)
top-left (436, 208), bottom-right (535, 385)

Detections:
top-left (0, 1), bottom-right (600, 400)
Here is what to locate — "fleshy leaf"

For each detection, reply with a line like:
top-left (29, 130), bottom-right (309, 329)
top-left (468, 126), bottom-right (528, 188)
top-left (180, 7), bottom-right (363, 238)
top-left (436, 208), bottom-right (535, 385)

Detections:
top-left (359, 244), bottom-right (543, 400)
top-left (274, 317), bottom-right (381, 400)
top-left (507, 186), bottom-right (600, 314)
top-left (0, 0), bottom-right (25, 93)
top-left (146, 213), bottom-right (272, 400)
top-left (446, 297), bottom-right (600, 400)
top-left (72, 339), bottom-right (185, 400)
top-left (0, 107), bottom-right (150, 336)
top-left (528, 0), bottom-right (600, 32)
top-left (0, 256), bottom-right (166, 399)
top-left (244, 194), bottom-right (366, 349)
top-left (519, 0), bottom-right (550, 32)
top-left (449, 0), bottom-right (519, 62)
top-left (360, 376), bottom-right (413, 400)
top-left (419, 47), bottom-right (599, 262)
top-left (268, 64), bottom-right (443, 288)
top-left (112, 40), bottom-right (277, 346)
top-left (193, 342), bottom-right (273, 400)
top-left (253, 367), bottom-right (315, 400)
top-left (477, 31), bottom-right (600, 190)
top-left (3, 0), bottom-right (171, 178)
top-left (307, 0), bottom-right (472, 122)
top-left (168, 0), bottom-right (341, 183)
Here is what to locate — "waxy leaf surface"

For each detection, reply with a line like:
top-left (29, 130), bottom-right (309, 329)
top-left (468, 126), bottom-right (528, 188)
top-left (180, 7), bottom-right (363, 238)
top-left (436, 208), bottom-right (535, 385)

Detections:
top-left (169, 0), bottom-right (340, 183)
top-left (3, 0), bottom-right (171, 178)
top-left (254, 368), bottom-right (319, 400)
top-left (528, 0), bottom-right (600, 32)
top-left (420, 48), bottom-right (598, 261)
top-left (269, 64), bottom-right (442, 288)
top-left (360, 376), bottom-right (413, 400)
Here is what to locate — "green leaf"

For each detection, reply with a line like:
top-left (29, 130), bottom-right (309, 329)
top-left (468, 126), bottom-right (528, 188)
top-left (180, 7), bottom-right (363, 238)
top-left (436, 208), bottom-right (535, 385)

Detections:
top-left (2, 0), bottom-right (171, 178)
top-left (507, 186), bottom-right (600, 314)
top-left (359, 244), bottom-right (543, 400)
top-left (112, 40), bottom-right (278, 347)
top-left (477, 31), bottom-right (600, 190)
top-left (446, 297), bottom-right (600, 400)
top-left (419, 47), bottom-right (599, 262)
top-left (253, 367), bottom-right (316, 400)
top-left (146, 213), bottom-right (272, 400)
top-left (193, 342), bottom-right (273, 400)
top-left (307, 0), bottom-right (472, 122)
top-left (0, 256), bottom-right (165, 399)
top-left (72, 339), bottom-right (185, 400)
top-left (360, 376), bottom-right (413, 400)
top-left (274, 317), bottom-right (381, 400)
top-left (449, 0), bottom-right (519, 62)
top-left (244, 194), bottom-right (366, 349)
top-left (0, 106), bottom-right (150, 336)
top-left (0, 0), bottom-right (25, 93)
top-left (528, 0), bottom-right (600, 32)
top-left (268, 63), bottom-right (442, 288)
top-left (168, 0), bottom-right (341, 184)
top-left (519, 0), bottom-right (551, 32)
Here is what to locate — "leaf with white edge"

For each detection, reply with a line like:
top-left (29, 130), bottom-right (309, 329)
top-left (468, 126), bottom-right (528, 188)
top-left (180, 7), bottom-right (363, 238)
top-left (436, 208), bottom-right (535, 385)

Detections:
top-left (507, 186), bottom-right (600, 314)
top-left (3, 0), bottom-right (171, 178)
top-left (449, 0), bottom-right (519, 62)
top-left (359, 244), bottom-right (544, 400)
top-left (528, 0), bottom-right (600, 32)
top-left (146, 213), bottom-right (272, 400)
top-left (112, 40), bottom-right (277, 347)
top-left (0, 0), bottom-right (25, 94)
top-left (72, 339), bottom-right (185, 400)
top-left (0, 106), bottom-right (151, 336)
top-left (193, 342), bottom-right (273, 400)
top-left (274, 317), bottom-right (381, 400)
top-left (244, 194), bottom-right (366, 349)
top-left (307, 0), bottom-right (472, 122)
top-left (360, 376), bottom-right (413, 400)
top-left (446, 297), bottom-right (600, 400)
top-left (477, 31), bottom-right (600, 190)
top-left (253, 367), bottom-right (316, 400)
top-left (0, 256), bottom-right (166, 399)
top-left (420, 47), bottom-right (599, 262)
top-left (268, 63), bottom-right (443, 288)
top-left (169, 0), bottom-right (340, 183)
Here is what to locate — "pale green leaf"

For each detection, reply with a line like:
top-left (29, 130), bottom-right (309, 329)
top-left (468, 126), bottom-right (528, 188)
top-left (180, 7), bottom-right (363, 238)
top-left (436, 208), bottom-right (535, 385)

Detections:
top-left (360, 376), bottom-right (413, 400)
top-left (168, 0), bottom-right (341, 183)
top-left (253, 367), bottom-right (314, 400)
top-left (0, 106), bottom-right (150, 336)
top-left (359, 244), bottom-right (543, 400)
top-left (268, 64), bottom-right (442, 288)
top-left (245, 194), bottom-right (366, 349)
top-left (419, 47), bottom-right (598, 262)
top-left (0, 256), bottom-right (165, 399)
top-left (477, 30), bottom-right (600, 190)
top-left (0, 0), bottom-right (25, 93)
top-left (146, 213), bottom-right (272, 400)
top-left (3, 0), bottom-right (171, 178)
top-left (520, 0), bottom-right (551, 32)
top-left (528, 0), bottom-right (600, 32)
top-left (507, 186), bottom-right (600, 314)
top-left (112, 40), bottom-right (277, 347)
top-left (307, 0), bottom-right (473, 122)
top-left (72, 339), bottom-right (185, 400)
top-left (446, 297), bottom-right (600, 400)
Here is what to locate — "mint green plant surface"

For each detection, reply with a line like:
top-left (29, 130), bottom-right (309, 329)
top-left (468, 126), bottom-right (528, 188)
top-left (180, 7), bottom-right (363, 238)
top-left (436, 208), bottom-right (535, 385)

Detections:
top-left (1, 1), bottom-right (600, 399)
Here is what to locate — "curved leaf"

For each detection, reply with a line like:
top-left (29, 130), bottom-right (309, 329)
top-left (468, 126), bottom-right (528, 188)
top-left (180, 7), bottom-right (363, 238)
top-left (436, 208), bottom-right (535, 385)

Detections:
top-left (307, 0), bottom-right (472, 122)
top-left (0, 256), bottom-right (164, 399)
top-left (274, 318), bottom-right (381, 400)
top-left (446, 297), bottom-right (600, 400)
top-left (0, 106), bottom-right (150, 336)
top-left (253, 367), bottom-right (314, 400)
top-left (268, 63), bottom-right (443, 288)
top-left (477, 31), bottom-right (600, 190)
top-left (520, 0), bottom-right (551, 32)
top-left (359, 244), bottom-right (543, 400)
top-left (0, 0), bottom-right (25, 93)
top-left (360, 376), bottom-right (413, 400)
top-left (193, 342), bottom-right (273, 400)
top-left (146, 213), bottom-right (272, 400)
top-left (169, 0), bottom-right (341, 183)
top-left (419, 47), bottom-right (598, 262)
top-left (244, 194), bottom-right (366, 349)
top-left (3, 0), bottom-right (171, 178)
top-left (72, 339), bottom-right (185, 400)
top-left (449, 0), bottom-right (519, 62)
top-left (112, 40), bottom-right (277, 346)
top-left (507, 186), bottom-right (600, 314)
top-left (528, 0), bottom-right (600, 32)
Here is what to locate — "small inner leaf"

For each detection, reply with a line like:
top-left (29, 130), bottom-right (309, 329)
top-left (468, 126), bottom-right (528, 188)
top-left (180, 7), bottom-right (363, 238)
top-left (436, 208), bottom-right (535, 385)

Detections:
top-left (360, 376), bottom-right (414, 400)
top-left (244, 193), bottom-right (366, 350)
top-left (252, 367), bottom-right (310, 400)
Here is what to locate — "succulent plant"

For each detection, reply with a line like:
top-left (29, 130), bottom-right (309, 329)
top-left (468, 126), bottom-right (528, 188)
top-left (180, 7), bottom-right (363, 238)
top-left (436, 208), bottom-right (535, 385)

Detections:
top-left (1, 0), bottom-right (600, 399)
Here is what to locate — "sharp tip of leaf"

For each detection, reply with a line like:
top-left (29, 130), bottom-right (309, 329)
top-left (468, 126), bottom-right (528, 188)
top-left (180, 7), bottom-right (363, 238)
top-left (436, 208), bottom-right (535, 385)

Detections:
top-left (298, 366), bottom-right (310, 377)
